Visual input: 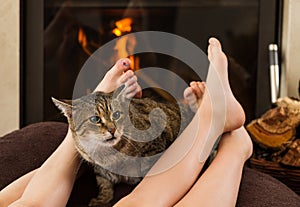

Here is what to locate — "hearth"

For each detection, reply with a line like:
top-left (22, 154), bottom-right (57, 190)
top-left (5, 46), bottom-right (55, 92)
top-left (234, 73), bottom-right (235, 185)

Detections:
top-left (20, 0), bottom-right (283, 126)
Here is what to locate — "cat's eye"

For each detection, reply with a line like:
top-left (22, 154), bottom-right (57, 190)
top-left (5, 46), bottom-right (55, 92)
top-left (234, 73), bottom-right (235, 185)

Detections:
top-left (89, 116), bottom-right (101, 124)
top-left (112, 111), bottom-right (121, 120)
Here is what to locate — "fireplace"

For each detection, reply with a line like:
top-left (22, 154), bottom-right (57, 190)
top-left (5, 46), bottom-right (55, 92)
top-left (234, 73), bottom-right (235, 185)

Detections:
top-left (20, 0), bottom-right (283, 127)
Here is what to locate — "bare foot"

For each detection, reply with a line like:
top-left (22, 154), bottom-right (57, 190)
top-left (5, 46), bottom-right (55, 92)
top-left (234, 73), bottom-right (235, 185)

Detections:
top-left (218, 127), bottom-right (253, 162)
top-left (207, 38), bottom-right (245, 132)
top-left (123, 74), bottom-right (142, 99)
top-left (94, 58), bottom-right (142, 97)
top-left (184, 81), bottom-right (206, 112)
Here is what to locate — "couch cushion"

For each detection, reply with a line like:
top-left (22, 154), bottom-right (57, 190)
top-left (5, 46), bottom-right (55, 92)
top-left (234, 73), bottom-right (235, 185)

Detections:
top-left (0, 122), bottom-right (299, 207)
top-left (0, 122), bottom-right (68, 189)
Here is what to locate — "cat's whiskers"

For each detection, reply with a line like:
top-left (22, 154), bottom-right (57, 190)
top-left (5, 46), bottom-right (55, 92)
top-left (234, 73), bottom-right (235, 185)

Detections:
top-left (120, 135), bottom-right (140, 153)
top-left (91, 138), bottom-right (102, 160)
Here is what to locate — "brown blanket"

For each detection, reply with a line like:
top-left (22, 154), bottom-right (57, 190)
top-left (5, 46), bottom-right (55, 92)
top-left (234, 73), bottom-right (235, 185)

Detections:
top-left (0, 122), bottom-right (299, 206)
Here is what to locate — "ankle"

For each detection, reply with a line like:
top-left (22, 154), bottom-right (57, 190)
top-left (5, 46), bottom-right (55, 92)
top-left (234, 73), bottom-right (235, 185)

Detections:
top-left (218, 128), bottom-right (253, 162)
top-left (223, 99), bottom-right (245, 133)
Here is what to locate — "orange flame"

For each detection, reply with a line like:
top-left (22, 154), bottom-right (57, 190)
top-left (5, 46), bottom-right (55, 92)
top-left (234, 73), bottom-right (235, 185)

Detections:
top-left (112, 17), bottom-right (139, 70)
top-left (112, 18), bottom-right (133, 37)
top-left (114, 35), bottom-right (139, 70)
top-left (78, 28), bottom-right (92, 56)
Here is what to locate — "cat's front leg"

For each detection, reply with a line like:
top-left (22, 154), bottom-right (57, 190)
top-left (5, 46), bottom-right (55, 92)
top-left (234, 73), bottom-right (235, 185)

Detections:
top-left (88, 176), bottom-right (114, 206)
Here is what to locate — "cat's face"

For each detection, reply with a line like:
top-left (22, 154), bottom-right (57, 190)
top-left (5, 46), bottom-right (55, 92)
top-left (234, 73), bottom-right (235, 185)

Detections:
top-left (52, 91), bottom-right (129, 163)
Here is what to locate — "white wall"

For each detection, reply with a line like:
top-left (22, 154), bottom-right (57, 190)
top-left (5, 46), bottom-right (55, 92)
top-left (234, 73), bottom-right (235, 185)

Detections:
top-left (0, 0), bottom-right (20, 136)
top-left (281, 0), bottom-right (300, 98)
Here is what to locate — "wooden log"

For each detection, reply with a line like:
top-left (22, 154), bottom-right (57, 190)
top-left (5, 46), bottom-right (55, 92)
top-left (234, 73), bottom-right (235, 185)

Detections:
top-left (247, 97), bottom-right (300, 149)
top-left (247, 120), bottom-right (295, 149)
top-left (280, 139), bottom-right (300, 167)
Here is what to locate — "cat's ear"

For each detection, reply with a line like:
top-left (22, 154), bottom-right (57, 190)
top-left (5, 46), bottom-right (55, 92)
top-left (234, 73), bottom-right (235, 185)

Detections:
top-left (114, 84), bottom-right (126, 96)
top-left (51, 97), bottom-right (73, 118)
top-left (112, 84), bottom-right (127, 101)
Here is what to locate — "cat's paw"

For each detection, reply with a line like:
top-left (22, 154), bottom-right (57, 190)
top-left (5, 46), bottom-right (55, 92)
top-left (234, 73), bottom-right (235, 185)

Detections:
top-left (88, 176), bottom-right (114, 206)
top-left (88, 191), bottom-right (114, 206)
top-left (88, 197), bottom-right (112, 207)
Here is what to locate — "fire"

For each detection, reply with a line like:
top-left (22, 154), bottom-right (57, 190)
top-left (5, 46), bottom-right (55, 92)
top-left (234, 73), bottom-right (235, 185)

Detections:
top-left (112, 18), bottom-right (133, 37)
top-left (78, 28), bottom-right (101, 56)
top-left (112, 17), bottom-right (139, 70)
top-left (129, 54), bottom-right (140, 71)
top-left (77, 17), bottom-right (139, 70)
top-left (78, 28), bottom-right (92, 56)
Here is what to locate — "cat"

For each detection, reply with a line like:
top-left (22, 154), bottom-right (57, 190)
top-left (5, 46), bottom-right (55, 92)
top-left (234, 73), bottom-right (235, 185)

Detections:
top-left (52, 84), bottom-right (195, 206)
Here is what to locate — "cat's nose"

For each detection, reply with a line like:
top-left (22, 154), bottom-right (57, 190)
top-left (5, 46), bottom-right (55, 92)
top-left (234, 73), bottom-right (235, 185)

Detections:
top-left (108, 128), bottom-right (116, 135)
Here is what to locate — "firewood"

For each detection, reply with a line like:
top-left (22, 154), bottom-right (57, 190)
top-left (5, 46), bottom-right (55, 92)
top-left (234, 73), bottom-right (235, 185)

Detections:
top-left (247, 97), bottom-right (300, 149)
top-left (247, 120), bottom-right (295, 149)
top-left (280, 139), bottom-right (300, 167)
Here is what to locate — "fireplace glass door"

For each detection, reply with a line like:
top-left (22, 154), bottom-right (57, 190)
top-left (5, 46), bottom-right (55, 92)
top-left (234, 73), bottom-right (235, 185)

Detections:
top-left (21, 0), bottom-right (282, 126)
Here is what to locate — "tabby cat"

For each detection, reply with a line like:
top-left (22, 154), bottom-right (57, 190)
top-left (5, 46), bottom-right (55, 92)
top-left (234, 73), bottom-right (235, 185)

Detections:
top-left (52, 85), bottom-right (194, 206)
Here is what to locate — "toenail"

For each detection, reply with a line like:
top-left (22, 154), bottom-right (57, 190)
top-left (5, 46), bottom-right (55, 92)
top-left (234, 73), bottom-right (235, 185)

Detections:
top-left (122, 61), bottom-right (129, 67)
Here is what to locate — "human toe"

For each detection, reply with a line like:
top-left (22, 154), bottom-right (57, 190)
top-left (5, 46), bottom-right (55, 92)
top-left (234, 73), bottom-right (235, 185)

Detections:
top-left (190, 82), bottom-right (204, 99)
top-left (109, 58), bottom-right (131, 76)
top-left (120, 70), bottom-right (134, 84)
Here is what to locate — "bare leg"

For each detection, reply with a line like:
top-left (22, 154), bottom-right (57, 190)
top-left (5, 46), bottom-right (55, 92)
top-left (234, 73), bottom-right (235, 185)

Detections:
top-left (0, 58), bottom-right (136, 207)
top-left (207, 38), bottom-right (245, 133)
top-left (175, 127), bottom-right (253, 207)
top-left (114, 38), bottom-right (245, 207)
top-left (0, 170), bottom-right (36, 207)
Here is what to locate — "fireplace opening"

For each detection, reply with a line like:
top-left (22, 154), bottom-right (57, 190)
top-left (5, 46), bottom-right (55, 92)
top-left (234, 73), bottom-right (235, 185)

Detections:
top-left (21, 0), bottom-right (282, 127)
